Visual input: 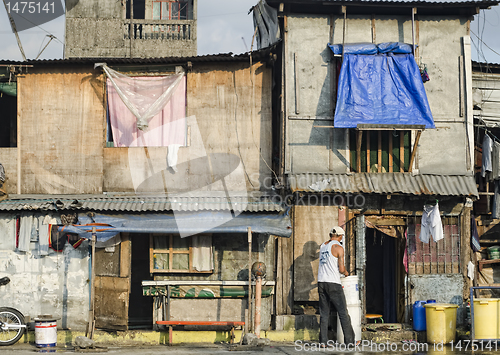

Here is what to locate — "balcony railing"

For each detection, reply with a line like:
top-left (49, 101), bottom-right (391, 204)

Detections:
top-left (124, 20), bottom-right (194, 41)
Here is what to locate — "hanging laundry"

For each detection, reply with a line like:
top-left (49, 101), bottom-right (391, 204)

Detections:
top-left (192, 235), bottom-right (213, 272)
top-left (18, 213), bottom-right (32, 252)
top-left (492, 140), bottom-right (500, 181)
top-left (493, 181), bottom-right (500, 219)
top-left (38, 215), bottom-right (50, 256)
top-left (482, 134), bottom-right (493, 178)
top-left (167, 144), bottom-right (182, 173)
top-left (419, 203), bottom-right (443, 243)
top-left (470, 214), bottom-right (481, 252)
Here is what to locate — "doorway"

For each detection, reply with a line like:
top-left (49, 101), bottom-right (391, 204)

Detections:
top-left (129, 233), bottom-right (153, 328)
top-left (365, 227), bottom-right (406, 323)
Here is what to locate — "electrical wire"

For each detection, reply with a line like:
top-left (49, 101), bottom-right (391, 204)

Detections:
top-left (471, 30), bottom-right (500, 59)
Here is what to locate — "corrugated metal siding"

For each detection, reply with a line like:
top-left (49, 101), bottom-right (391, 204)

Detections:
top-left (0, 195), bottom-right (285, 212)
top-left (288, 173), bottom-right (479, 197)
top-left (473, 72), bottom-right (500, 127)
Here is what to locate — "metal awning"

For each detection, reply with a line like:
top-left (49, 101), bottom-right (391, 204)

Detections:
top-left (288, 173), bottom-right (478, 198)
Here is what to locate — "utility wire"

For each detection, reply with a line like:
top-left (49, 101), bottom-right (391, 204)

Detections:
top-left (471, 30), bottom-right (500, 58)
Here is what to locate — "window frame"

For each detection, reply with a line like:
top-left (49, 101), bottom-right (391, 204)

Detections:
top-left (152, 0), bottom-right (190, 20)
top-left (149, 233), bottom-right (212, 274)
top-left (349, 125), bottom-right (423, 173)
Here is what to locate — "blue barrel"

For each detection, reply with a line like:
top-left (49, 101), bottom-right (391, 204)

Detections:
top-left (427, 299), bottom-right (436, 304)
top-left (413, 301), bottom-right (427, 331)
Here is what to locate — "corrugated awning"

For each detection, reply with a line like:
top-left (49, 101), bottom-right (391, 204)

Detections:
top-left (288, 173), bottom-right (478, 198)
top-left (0, 194), bottom-right (285, 212)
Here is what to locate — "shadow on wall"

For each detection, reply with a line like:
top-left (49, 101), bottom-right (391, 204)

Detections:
top-left (289, 241), bottom-right (320, 331)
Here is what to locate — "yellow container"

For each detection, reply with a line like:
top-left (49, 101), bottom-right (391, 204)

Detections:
top-left (424, 303), bottom-right (458, 344)
top-left (473, 298), bottom-right (499, 340)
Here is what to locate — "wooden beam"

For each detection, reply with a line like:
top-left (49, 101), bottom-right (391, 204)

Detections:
top-left (377, 131), bottom-right (382, 173)
top-left (357, 130), bottom-right (363, 173)
top-left (389, 132), bottom-right (393, 172)
top-left (371, 14), bottom-right (376, 44)
top-left (367, 132), bottom-right (371, 172)
top-left (400, 133), bottom-right (404, 172)
top-left (366, 216), bottom-right (406, 226)
top-left (408, 130), bottom-right (422, 172)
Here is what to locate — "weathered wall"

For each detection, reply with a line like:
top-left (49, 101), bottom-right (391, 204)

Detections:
top-left (408, 274), bottom-right (465, 325)
top-left (64, 0), bottom-right (197, 58)
top-left (0, 213), bottom-right (89, 330)
top-left (293, 205), bottom-right (339, 302)
top-left (104, 62), bottom-right (273, 193)
top-left (285, 14), bottom-right (348, 174)
top-left (154, 233), bottom-right (275, 330)
top-left (0, 148), bottom-right (17, 194)
top-left (18, 67), bottom-right (105, 194)
top-left (285, 14), bottom-right (471, 175)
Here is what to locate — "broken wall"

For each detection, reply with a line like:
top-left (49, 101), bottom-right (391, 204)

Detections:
top-left (0, 213), bottom-right (89, 330)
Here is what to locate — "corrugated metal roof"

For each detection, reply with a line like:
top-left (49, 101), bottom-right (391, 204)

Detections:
top-left (288, 173), bottom-right (478, 198)
top-left (0, 194), bottom-right (285, 212)
top-left (0, 46), bottom-right (277, 66)
top-left (271, 0), bottom-right (498, 5)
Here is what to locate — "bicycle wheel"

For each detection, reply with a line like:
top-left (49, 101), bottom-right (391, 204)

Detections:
top-left (0, 307), bottom-right (25, 346)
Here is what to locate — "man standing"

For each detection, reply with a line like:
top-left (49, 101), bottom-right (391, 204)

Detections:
top-left (317, 226), bottom-right (355, 345)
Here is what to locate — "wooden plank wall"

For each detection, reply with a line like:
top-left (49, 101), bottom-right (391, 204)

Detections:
top-left (18, 67), bottom-right (105, 194)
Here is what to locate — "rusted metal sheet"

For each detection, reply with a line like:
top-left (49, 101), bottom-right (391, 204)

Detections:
top-left (289, 173), bottom-right (478, 198)
top-left (0, 195), bottom-right (285, 212)
top-left (408, 220), bottom-right (460, 275)
top-left (94, 276), bottom-right (130, 331)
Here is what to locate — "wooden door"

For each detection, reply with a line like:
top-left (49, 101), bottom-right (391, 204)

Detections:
top-left (94, 234), bottom-right (131, 330)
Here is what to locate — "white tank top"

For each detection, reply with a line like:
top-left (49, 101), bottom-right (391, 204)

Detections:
top-left (318, 240), bottom-right (342, 284)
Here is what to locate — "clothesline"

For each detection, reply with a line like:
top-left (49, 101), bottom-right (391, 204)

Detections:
top-left (478, 125), bottom-right (500, 144)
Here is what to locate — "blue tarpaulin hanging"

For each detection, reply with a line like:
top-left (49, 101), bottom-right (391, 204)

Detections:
top-left (59, 211), bottom-right (292, 241)
top-left (329, 43), bottom-right (434, 129)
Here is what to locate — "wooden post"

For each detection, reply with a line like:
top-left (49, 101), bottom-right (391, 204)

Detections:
top-left (408, 130), bottom-right (422, 172)
top-left (87, 227), bottom-right (96, 339)
top-left (356, 130), bottom-right (363, 173)
top-left (255, 276), bottom-right (262, 338)
top-left (247, 227), bottom-right (253, 333)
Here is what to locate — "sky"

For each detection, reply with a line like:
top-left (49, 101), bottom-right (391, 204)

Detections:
top-left (0, 1), bottom-right (499, 63)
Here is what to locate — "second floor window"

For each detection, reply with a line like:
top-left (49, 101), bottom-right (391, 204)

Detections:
top-left (153, 1), bottom-right (190, 20)
top-left (349, 129), bottom-right (412, 173)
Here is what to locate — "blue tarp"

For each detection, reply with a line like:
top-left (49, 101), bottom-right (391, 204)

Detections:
top-left (328, 43), bottom-right (434, 129)
top-left (59, 211), bottom-right (292, 241)
top-left (328, 42), bottom-right (413, 55)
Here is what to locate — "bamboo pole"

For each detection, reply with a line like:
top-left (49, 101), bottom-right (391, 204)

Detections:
top-left (255, 276), bottom-right (262, 338)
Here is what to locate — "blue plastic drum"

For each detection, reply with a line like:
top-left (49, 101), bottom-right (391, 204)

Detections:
top-left (413, 300), bottom-right (427, 331)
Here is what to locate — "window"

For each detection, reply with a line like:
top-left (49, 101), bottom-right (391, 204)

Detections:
top-left (349, 128), bottom-right (412, 173)
top-left (150, 234), bottom-right (213, 273)
top-left (152, 1), bottom-right (190, 20)
top-left (0, 82), bottom-right (17, 147)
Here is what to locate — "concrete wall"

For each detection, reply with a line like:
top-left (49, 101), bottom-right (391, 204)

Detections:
top-left (0, 213), bottom-right (89, 331)
top-left (408, 274), bottom-right (465, 325)
top-left (285, 13), bottom-right (472, 175)
top-left (65, 0), bottom-right (196, 58)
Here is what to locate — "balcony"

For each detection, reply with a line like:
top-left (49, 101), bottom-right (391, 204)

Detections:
top-left (124, 19), bottom-right (195, 41)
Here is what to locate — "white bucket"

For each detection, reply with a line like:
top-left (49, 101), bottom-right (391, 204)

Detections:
top-left (35, 319), bottom-right (57, 348)
top-left (341, 275), bottom-right (359, 305)
top-left (337, 301), bottom-right (362, 343)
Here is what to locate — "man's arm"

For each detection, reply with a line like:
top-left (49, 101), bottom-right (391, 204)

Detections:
top-left (332, 244), bottom-right (349, 277)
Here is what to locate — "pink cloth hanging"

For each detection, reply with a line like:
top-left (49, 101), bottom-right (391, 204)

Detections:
top-left (107, 76), bottom-right (186, 147)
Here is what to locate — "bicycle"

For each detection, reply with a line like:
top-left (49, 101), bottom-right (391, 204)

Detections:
top-left (0, 277), bottom-right (26, 346)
